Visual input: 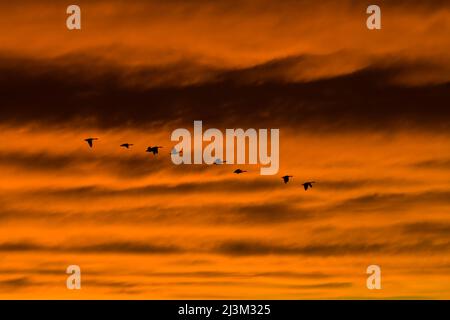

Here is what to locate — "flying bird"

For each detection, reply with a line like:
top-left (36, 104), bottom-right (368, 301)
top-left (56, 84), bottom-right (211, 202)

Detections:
top-left (282, 175), bottom-right (293, 184)
top-left (120, 143), bottom-right (133, 149)
top-left (214, 159), bottom-right (227, 165)
top-left (146, 146), bottom-right (163, 155)
top-left (84, 138), bottom-right (98, 148)
top-left (302, 181), bottom-right (316, 191)
top-left (234, 169), bottom-right (247, 174)
top-left (170, 148), bottom-right (183, 155)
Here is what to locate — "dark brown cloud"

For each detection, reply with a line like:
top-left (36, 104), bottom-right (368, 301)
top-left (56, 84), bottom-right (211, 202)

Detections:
top-left (0, 277), bottom-right (34, 290)
top-left (214, 237), bottom-right (450, 256)
top-left (0, 200), bottom-right (304, 225)
top-left (0, 242), bottom-right (43, 252)
top-left (411, 159), bottom-right (450, 170)
top-left (73, 242), bottom-right (182, 254)
top-left (0, 241), bottom-right (182, 255)
top-left (326, 190), bottom-right (450, 214)
top-left (0, 150), bottom-right (169, 178)
top-left (3, 186), bottom-right (448, 226)
top-left (1, 55), bottom-right (449, 131)
top-left (1, 237), bottom-right (449, 257)
top-left (400, 222), bottom-right (450, 236)
top-left (214, 241), bottom-right (387, 256)
top-left (317, 178), bottom-right (415, 191)
top-left (27, 179), bottom-right (281, 198)
top-left (287, 282), bottom-right (352, 289)
top-left (141, 270), bottom-right (331, 280)
top-left (0, 267), bottom-right (100, 276)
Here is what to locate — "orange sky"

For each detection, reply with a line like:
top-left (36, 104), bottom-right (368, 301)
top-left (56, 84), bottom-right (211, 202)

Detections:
top-left (0, 0), bottom-right (449, 299)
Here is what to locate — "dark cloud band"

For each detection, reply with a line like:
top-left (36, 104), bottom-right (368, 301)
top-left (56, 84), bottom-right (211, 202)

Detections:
top-left (0, 55), bottom-right (449, 131)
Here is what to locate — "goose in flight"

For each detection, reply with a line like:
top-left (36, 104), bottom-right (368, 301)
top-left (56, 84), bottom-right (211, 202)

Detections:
top-left (302, 181), bottom-right (316, 191)
top-left (120, 143), bottom-right (133, 149)
top-left (84, 138), bottom-right (98, 148)
top-left (146, 146), bottom-right (163, 155)
top-left (214, 159), bottom-right (226, 165)
top-left (170, 148), bottom-right (183, 155)
top-left (234, 169), bottom-right (247, 174)
top-left (282, 175), bottom-right (293, 184)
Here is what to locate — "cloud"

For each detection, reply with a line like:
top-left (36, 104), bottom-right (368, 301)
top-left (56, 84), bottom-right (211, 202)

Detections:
top-left (4, 184), bottom-right (448, 226)
top-left (213, 240), bottom-right (386, 256)
top-left (0, 242), bottom-right (43, 252)
top-left (141, 270), bottom-right (331, 280)
top-left (0, 151), bottom-right (76, 171)
top-left (0, 241), bottom-right (182, 255)
top-left (0, 239), bottom-right (391, 257)
top-left (411, 159), bottom-right (450, 170)
top-left (213, 239), bottom-right (450, 256)
top-left (0, 277), bottom-right (34, 290)
top-left (326, 190), bottom-right (450, 214)
top-left (287, 282), bottom-right (352, 289)
top-left (74, 242), bottom-right (182, 254)
top-left (0, 150), bottom-right (168, 177)
top-left (1, 235), bottom-right (449, 259)
top-left (1, 0), bottom-right (449, 72)
top-left (28, 179), bottom-right (281, 198)
top-left (0, 199), bottom-right (304, 225)
top-left (317, 178), bottom-right (414, 191)
top-left (0, 267), bottom-right (100, 276)
top-left (87, 279), bottom-right (138, 289)
top-left (400, 222), bottom-right (450, 236)
top-left (231, 203), bottom-right (307, 223)
top-left (0, 55), bottom-right (449, 131)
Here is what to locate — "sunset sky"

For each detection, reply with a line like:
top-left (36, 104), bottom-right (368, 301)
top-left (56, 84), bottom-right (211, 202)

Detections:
top-left (0, 0), bottom-right (449, 299)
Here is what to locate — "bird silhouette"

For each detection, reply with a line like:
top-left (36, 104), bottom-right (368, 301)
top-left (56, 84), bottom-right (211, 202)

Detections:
top-left (146, 146), bottom-right (163, 155)
top-left (84, 138), bottom-right (98, 148)
top-left (282, 175), bottom-right (293, 184)
top-left (214, 159), bottom-right (227, 165)
top-left (120, 143), bottom-right (133, 149)
top-left (234, 169), bottom-right (247, 174)
top-left (302, 181), bottom-right (315, 191)
top-left (170, 148), bottom-right (183, 155)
